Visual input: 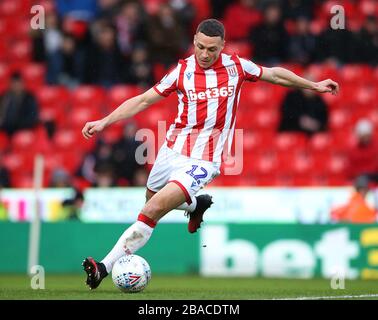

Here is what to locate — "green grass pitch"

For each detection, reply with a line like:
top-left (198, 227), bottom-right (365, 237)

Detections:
top-left (1, 274), bottom-right (378, 300)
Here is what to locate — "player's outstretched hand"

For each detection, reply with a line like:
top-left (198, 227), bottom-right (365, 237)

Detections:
top-left (82, 119), bottom-right (106, 139)
top-left (313, 79), bottom-right (339, 95)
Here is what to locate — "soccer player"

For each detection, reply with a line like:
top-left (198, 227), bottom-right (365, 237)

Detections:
top-left (82, 19), bottom-right (339, 289)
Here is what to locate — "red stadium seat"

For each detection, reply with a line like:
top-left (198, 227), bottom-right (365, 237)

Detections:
top-left (21, 63), bottom-right (46, 91)
top-left (309, 133), bottom-right (332, 153)
top-left (0, 0), bottom-right (30, 17)
top-left (10, 127), bottom-right (51, 154)
top-left (53, 128), bottom-right (95, 153)
top-left (107, 85), bottom-right (142, 111)
top-left (67, 106), bottom-right (103, 128)
top-left (0, 63), bottom-right (10, 92)
top-left (71, 85), bottom-right (106, 108)
top-left (11, 172), bottom-right (34, 188)
top-left (7, 39), bottom-right (31, 63)
top-left (0, 131), bottom-right (9, 151)
top-left (273, 133), bottom-right (308, 151)
top-left (35, 86), bottom-right (70, 109)
top-left (2, 151), bottom-right (34, 174)
top-left (224, 42), bottom-right (252, 58)
top-left (339, 64), bottom-right (374, 85)
top-left (329, 109), bottom-right (353, 132)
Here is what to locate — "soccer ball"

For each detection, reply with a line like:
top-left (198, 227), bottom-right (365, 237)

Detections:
top-left (111, 255), bottom-right (151, 293)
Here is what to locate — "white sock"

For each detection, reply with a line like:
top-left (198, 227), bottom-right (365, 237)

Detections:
top-left (101, 220), bottom-right (154, 274)
top-left (176, 196), bottom-right (197, 212)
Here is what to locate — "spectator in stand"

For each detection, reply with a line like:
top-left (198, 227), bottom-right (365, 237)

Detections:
top-left (331, 175), bottom-right (377, 224)
top-left (283, 0), bottom-right (315, 20)
top-left (209, 0), bottom-right (230, 19)
top-left (115, 1), bottom-right (147, 57)
top-left (169, 0), bottom-right (196, 38)
top-left (57, 33), bottom-right (86, 88)
top-left (84, 22), bottom-right (126, 87)
top-left (223, 0), bottom-right (262, 42)
top-left (346, 119), bottom-right (378, 184)
top-left (40, 12), bottom-right (64, 84)
top-left (49, 168), bottom-right (73, 188)
top-left (356, 15), bottom-right (378, 66)
top-left (112, 122), bottom-right (145, 186)
top-left (248, 2), bottom-right (289, 64)
top-left (76, 139), bottom-right (116, 185)
top-left (278, 73), bottom-right (329, 136)
top-left (92, 162), bottom-right (117, 187)
top-left (288, 15), bottom-right (317, 65)
top-left (147, 3), bottom-right (187, 67)
top-left (97, 0), bottom-right (122, 20)
top-left (124, 45), bottom-right (154, 88)
top-left (0, 73), bottom-right (40, 136)
top-left (315, 21), bottom-right (357, 65)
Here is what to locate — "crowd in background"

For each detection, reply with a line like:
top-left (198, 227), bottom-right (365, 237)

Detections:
top-left (0, 0), bottom-right (377, 197)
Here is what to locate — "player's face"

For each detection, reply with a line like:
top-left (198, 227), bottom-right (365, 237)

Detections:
top-left (194, 32), bottom-right (224, 69)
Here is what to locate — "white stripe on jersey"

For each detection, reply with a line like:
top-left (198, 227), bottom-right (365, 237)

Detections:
top-left (212, 54), bottom-right (240, 163)
top-left (190, 68), bottom-right (219, 159)
top-left (171, 56), bottom-right (196, 153)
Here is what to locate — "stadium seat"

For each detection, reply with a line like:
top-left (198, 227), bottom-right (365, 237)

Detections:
top-left (2, 151), bottom-right (34, 174)
top-left (71, 85), bottom-right (106, 108)
top-left (53, 128), bottom-right (95, 153)
top-left (35, 86), bottom-right (70, 109)
top-left (224, 42), bottom-right (252, 58)
top-left (21, 63), bottom-right (46, 91)
top-left (309, 133), bottom-right (332, 153)
top-left (0, 131), bottom-right (9, 151)
top-left (11, 172), bottom-right (34, 188)
top-left (0, 62), bottom-right (10, 92)
top-left (107, 85), bottom-right (142, 111)
top-left (39, 104), bottom-right (67, 128)
top-left (273, 133), bottom-right (308, 152)
top-left (10, 127), bottom-right (51, 154)
top-left (329, 109), bottom-right (352, 132)
top-left (66, 106), bottom-right (103, 128)
top-left (7, 39), bottom-right (31, 63)
top-left (339, 65), bottom-right (374, 85)
top-left (0, 0), bottom-right (30, 17)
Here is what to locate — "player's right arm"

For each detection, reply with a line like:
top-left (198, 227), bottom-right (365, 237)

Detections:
top-left (82, 88), bottom-right (163, 139)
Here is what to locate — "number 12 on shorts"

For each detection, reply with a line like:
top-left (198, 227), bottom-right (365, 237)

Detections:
top-left (185, 165), bottom-right (208, 184)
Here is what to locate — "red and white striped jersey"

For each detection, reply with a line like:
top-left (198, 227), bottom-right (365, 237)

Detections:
top-left (153, 53), bottom-right (262, 164)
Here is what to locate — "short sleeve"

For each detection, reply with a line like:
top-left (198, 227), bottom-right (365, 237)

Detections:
top-left (153, 64), bottom-right (180, 97)
top-left (239, 58), bottom-right (263, 82)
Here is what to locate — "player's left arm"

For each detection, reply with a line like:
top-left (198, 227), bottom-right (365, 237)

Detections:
top-left (260, 67), bottom-right (339, 95)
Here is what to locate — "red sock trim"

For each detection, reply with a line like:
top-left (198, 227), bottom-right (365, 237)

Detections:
top-left (168, 180), bottom-right (192, 205)
top-left (138, 213), bottom-right (157, 228)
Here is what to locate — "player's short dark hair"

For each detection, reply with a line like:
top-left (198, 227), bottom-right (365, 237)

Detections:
top-left (196, 19), bottom-right (225, 40)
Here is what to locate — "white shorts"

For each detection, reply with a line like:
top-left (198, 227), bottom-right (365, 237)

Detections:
top-left (147, 143), bottom-right (220, 203)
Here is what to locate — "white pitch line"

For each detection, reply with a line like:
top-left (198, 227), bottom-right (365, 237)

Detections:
top-left (271, 294), bottom-right (378, 300)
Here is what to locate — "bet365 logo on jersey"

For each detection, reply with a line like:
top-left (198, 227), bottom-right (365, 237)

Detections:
top-left (188, 86), bottom-right (235, 101)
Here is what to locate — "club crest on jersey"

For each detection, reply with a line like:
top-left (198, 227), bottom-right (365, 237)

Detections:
top-left (226, 65), bottom-right (237, 77)
top-left (185, 72), bottom-right (193, 80)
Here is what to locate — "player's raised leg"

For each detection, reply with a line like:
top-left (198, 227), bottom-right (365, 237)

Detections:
top-left (83, 182), bottom-right (187, 290)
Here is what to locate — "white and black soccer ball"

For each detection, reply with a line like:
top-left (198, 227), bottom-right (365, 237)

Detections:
top-left (111, 255), bottom-right (151, 293)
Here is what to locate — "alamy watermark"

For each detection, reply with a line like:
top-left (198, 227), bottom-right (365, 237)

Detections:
top-left (30, 5), bottom-right (45, 30)
top-left (330, 5), bottom-right (345, 30)
top-left (133, 121), bottom-right (244, 175)
top-left (330, 267), bottom-right (346, 290)
top-left (30, 265), bottom-right (45, 289)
